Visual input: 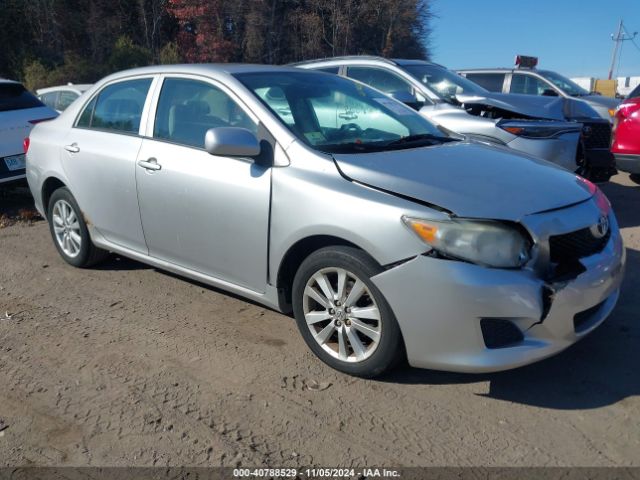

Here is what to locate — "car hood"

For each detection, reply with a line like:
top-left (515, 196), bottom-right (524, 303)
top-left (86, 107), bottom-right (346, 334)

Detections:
top-left (332, 142), bottom-right (592, 220)
top-left (456, 91), bottom-right (602, 121)
top-left (579, 95), bottom-right (620, 109)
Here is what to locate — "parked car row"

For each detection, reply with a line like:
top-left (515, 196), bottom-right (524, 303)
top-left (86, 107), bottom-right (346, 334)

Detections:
top-left (296, 56), bottom-right (618, 182)
top-left (23, 63), bottom-right (625, 378)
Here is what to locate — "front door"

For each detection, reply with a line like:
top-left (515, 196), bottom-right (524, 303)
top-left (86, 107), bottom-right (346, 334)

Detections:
top-left (135, 76), bottom-right (271, 292)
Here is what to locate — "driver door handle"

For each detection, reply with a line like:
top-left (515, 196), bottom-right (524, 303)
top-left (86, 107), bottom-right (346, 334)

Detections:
top-left (138, 158), bottom-right (162, 171)
top-left (64, 143), bottom-right (80, 153)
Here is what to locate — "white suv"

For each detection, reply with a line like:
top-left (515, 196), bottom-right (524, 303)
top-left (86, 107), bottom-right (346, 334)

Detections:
top-left (1, 80), bottom-right (57, 184)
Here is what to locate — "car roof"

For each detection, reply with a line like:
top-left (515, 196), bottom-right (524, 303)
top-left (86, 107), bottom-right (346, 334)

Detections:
top-left (0, 78), bottom-right (21, 85)
top-left (104, 63), bottom-right (305, 80)
top-left (36, 84), bottom-right (93, 94)
top-left (292, 56), bottom-right (446, 69)
top-left (459, 68), bottom-right (530, 72)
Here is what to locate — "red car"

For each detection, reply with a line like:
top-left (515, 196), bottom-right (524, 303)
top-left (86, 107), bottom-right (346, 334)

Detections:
top-left (612, 84), bottom-right (640, 182)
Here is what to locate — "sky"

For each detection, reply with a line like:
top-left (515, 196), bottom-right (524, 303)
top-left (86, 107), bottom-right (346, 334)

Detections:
top-left (431, 0), bottom-right (640, 79)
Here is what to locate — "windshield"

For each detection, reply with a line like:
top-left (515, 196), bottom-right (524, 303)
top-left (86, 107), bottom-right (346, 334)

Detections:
top-left (403, 64), bottom-right (487, 101)
top-left (235, 71), bottom-right (453, 154)
top-left (538, 70), bottom-right (590, 96)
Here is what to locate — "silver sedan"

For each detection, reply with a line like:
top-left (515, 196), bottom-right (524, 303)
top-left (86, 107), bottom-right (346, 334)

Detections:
top-left (26, 65), bottom-right (625, 377)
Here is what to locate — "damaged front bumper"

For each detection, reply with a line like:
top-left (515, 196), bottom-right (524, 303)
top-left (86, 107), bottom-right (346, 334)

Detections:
top-left (372, 198), bottom-right (625, 373)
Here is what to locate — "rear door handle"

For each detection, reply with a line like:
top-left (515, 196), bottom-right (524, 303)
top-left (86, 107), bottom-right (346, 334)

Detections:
top-left (137, 158), bottom-right (162, 171)
top-left (64, 143), bottom-right (80, 153)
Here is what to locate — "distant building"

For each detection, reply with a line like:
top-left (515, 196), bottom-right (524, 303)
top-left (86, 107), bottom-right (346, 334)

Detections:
top-left (571, 76), bottom-right (640, 98)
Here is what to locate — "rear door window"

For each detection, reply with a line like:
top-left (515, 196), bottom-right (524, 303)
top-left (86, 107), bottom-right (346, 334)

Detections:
top-left (510, 74), bottom-right (552, 95)
top-left (0, 83), bottom-right (45, 112)
top-left (464, 73), bottom-right (505, 92)
top-left (76, 78), bottom-right (152, 134)
top-left (40, 92), bottom-right (59, 109)
top-left (57, 91), bottom-right (79, 111)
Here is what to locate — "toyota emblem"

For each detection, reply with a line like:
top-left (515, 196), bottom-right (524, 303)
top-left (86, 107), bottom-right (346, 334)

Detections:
top-left (590, 215), bottom-right (610, 239)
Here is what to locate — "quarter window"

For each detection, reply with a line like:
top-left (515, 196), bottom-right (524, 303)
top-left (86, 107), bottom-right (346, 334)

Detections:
top-left (317, 67), bottom-right (340, 74)
top-left (153, 78), bottom-right (257, 148)
top-left (347, 67), bottom-right (413, 94)
top-left (464, 73), bottom-right (505, 92)
top-left (76, 78), bottom-right (152, 133)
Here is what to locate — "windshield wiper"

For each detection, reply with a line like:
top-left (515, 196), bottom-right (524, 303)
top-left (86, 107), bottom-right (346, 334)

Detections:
top-left (318, 142), bottom-right (384, 154)
top-left (385, 133), bottom-right (456, 147)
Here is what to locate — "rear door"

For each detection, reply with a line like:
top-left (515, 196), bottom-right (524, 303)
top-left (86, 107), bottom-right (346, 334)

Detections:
top-left (135, 75), bottom-right (272, 292)
top-left (61, 77), bottom-right (156, 253)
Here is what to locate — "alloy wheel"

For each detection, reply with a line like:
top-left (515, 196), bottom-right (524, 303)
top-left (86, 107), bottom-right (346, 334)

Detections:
top-left (52, 199), bottom-right (82, 258)
top-left (302, 267), bottom-right (382, 363)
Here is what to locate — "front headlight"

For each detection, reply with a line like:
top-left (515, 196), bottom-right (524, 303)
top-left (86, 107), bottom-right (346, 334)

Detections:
top-left (498, 120), bottom-right (581, 139)
top-left (402, 216), bottom-right (532, 268)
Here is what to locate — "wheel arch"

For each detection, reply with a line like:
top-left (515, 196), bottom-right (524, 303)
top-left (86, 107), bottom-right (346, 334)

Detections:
top-left (41, 176), bottom-right (67, 216)
top-left (275, 235), bottom-right (379, 313)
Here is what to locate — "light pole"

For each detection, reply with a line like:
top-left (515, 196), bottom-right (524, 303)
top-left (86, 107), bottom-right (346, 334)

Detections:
top-left (609, 20), bottom-right (638, 80)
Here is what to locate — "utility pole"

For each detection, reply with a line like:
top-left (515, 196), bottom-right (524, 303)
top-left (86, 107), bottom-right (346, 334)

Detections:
top-left (609, 19), bottom-right (638, 79)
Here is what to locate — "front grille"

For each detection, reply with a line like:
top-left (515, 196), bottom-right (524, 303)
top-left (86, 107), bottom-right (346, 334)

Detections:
top-left (549, 225), bottom-right (610, 262)
top-left (480, 319), bottom-right (524, 349)
top-left (574, 300), bottom-right (606, 332)
top-left (582, 122), bottom-right (611, 149)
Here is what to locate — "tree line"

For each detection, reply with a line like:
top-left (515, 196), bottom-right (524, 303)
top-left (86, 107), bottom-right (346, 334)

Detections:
top-left (0, 0), bottom-right (433, 91)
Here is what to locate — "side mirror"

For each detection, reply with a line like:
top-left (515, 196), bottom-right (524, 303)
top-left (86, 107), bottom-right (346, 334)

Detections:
top-left (541, 89), bottom-right (559, 97)
top-left (204, 127), bottom-right (261, 157)
top-left (389, 91), bottom-right (421, 110)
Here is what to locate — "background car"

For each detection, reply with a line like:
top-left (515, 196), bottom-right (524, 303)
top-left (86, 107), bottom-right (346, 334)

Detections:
top-left (1, 79), bottom-right (57, 185)
top-left (26, 65), bottom-right (624, 378)
top-left (36, 83), bottom-right (92, 113)
top-left (295, 56), bottom-right (616, 182)
top-left (458, 62), bottom-right (620, 123)
top-left (612, 84), bottom-right (640, 183)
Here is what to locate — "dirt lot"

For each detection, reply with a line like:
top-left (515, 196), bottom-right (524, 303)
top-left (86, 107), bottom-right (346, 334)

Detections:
top-left (0, 175), bottom-right (639, 468)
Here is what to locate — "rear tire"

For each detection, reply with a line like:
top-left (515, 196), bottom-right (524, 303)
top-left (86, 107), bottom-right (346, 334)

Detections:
top-left (47, 187), bottom-right (109, 268)
top-left (292, 246), bottom-right (403, 378)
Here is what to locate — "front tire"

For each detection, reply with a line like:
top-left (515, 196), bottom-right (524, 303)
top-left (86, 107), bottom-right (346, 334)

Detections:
top-left (292, 246), bottom-right (403, 378)
top-left (47, 187), bottom-right (108, 268)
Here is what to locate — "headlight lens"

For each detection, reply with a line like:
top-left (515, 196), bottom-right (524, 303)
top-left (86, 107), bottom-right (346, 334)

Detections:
top-left (402, 216), bottom-right (532, 268)
top-left (498, 120), bottom-right (581, 139)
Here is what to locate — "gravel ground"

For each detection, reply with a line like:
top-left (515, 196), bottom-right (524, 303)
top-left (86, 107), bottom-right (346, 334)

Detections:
top-left (0, 174), bottom-right (638, 468)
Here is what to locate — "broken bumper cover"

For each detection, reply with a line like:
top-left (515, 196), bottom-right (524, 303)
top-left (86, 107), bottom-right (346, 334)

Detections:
top-left (506, 132), bottom-right (580, 172)
top-left (372, 206), bottom-right (625, 373)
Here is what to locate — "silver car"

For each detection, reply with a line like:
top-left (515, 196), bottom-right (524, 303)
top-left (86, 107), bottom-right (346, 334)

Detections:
top-left (37, 83), bottom-right (93, 113)
top-left (26, 65), bottom-right (625, 377)
top-left (458, 67), bottom-right (620, 123)
top-left (297, 57), bottom-right (617, 182)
